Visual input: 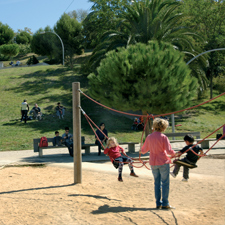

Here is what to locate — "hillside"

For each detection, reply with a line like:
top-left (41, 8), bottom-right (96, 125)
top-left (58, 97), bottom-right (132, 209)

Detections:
top-left (0, 56), bottom-right (224, 151)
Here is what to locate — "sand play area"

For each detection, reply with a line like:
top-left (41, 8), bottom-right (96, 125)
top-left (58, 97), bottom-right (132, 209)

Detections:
top-left (0, 155), bottom-right (224, 225)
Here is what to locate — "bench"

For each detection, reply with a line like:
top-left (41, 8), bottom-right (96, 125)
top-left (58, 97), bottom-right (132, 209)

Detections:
top-left (33, 137), bottom-right (139, 157)
top-left (165, 132), bottom-right (201, 140)
top-left (164, 132), bottom-right (215, 149)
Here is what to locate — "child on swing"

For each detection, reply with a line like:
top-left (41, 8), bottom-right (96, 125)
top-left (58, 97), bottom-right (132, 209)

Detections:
top-left (104, 137), bottom-right (138, 182)
top-left (170, 134), bottom-right (203, 182)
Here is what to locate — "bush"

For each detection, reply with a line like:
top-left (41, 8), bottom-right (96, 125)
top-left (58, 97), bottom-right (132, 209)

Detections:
top-left (18, 44), bottom-right (31, 56)
top-left (27, 55), bottom-right (39, 65)
top-left (213, 76), bottom-right (225, 93)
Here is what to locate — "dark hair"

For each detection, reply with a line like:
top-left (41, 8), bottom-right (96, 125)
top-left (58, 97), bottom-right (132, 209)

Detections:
top-left (55, 131), bottom-right (59, 135)
top-left (65, 127), bottom-right (69, 130)
top-left (99, 123), bottom-right (105, 127)
top-left (184, 134), bottom-right (194, 143)
top-left (58, 102), bottom-right (61, 105)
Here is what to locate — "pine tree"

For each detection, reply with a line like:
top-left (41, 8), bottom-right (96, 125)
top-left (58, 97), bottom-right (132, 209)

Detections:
top-left (88, 41), bottom-right (198, 115)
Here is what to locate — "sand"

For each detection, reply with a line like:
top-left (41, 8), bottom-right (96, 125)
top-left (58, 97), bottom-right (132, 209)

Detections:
top-left (0, 156), bottom-right (225, 225)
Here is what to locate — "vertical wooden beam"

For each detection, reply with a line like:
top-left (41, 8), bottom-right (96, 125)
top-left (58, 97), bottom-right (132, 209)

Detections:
top-left (72, 82), bottom-right (82, 183)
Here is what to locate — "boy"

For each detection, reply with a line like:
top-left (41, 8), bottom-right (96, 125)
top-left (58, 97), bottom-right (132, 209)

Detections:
top-left (53, 131), bottom-right (62, 146)
top-left (62, 127), bottom-right (73, 157)
top-left (170, 134), bottom-right (203, 182)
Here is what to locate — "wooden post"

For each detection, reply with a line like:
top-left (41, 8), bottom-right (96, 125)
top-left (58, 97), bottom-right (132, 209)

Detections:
top-left (72, 82), bottom-right (82, 183)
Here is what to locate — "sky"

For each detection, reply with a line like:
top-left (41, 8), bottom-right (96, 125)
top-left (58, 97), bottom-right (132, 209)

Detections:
top-left (0, 0), bottom-right (93, 33)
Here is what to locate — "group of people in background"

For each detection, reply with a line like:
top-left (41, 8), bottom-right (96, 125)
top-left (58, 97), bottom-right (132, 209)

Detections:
top-left (53, 127), bottom-right (73, 157)
top-left (20, 100), bottom-right (65, 123)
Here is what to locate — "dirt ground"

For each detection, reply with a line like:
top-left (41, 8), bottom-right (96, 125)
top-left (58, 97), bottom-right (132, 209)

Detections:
top-left (0, 156), bottom-right (225, 225)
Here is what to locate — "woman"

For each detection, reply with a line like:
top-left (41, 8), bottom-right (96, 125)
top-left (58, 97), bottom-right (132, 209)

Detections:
top-left (141, 118), bottom-right (175, 209)
top-left (95, 123), bottom-right (108, 156)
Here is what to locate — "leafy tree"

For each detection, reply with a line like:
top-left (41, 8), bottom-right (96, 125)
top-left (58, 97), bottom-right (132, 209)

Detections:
top-left (83, 0), bottom-right (132, 48)
top-left (0, 44), bottom-right (20, 59)
top-left (86, 0), bottom-right (207, 92)
top-left (67, 9), bottom-right (88, 23)
top-left (88, 41), bottom-right (198, 116)
top-left (31, 26), bottom-right (58, 61)
top-left (15, 30), bottom-right (32, 44)
top-left (0, 22), bottom-right (14, 45)
top-left (54, 13), bottom-right (83, 68)
top-left (180, 0), bottom-right (225, 98)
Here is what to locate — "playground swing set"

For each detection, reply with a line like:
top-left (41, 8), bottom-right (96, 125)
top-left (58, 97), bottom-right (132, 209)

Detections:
top-left (71, 82), bottom-right (225, 183)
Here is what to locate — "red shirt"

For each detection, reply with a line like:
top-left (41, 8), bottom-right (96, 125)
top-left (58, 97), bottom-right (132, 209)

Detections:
top-left (141, 131), bottom-right (175, 166)
top-left (104, 146), bottom-right (125, 162)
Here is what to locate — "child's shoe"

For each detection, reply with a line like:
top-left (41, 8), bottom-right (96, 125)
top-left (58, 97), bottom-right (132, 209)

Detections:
top-left (118, 177), bottom-right (123, 182)
top-left (130, 172), bottom-right (138, 177)
top-left (170, 172), bottom-right (176, 178)
top-left (182, 178), bottom-right (188, 182)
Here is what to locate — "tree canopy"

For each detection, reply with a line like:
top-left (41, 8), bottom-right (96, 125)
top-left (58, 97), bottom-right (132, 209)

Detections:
top-left (0, 44), bottom-right (20, 59)
top-left (54, 13), bottom-right (83, 68)
top-left (0, 22), bottom-right (14, 45)
top-left (88, 41), bottom-right (198, 114)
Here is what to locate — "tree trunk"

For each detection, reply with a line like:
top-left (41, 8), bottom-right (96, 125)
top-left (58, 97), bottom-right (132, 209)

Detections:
top-left (142, 111), bottom-right (152, 138)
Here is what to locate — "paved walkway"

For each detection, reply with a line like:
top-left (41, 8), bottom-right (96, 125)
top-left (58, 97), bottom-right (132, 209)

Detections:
top-left (0, 141), bottom-right (224, 167)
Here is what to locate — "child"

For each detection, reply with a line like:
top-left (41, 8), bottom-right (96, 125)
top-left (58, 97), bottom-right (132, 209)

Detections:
top-left (141, 118), bottom-right (176, 210)
top-left (104, 137), bottom-right (138, 182)
top-left (170, 134), bottom-right (203, 182)
top-left (53, 131), bottom-right (62, 146)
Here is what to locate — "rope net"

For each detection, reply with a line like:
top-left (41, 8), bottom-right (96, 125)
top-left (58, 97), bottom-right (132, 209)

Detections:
top-left (79, 90), bottom-right (225, 170)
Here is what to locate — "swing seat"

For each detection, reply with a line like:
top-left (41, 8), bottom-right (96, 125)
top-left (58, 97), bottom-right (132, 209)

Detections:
top-left (173, 159), bottom-right (197, 169)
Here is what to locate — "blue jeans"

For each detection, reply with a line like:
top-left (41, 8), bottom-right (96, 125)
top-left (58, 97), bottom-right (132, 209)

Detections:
top-left (151, 164), bottom-right (170, 207)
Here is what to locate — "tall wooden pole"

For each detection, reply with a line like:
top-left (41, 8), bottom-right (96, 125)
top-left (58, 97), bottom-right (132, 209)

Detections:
top-left (72, 82), bottom-right (82, 183)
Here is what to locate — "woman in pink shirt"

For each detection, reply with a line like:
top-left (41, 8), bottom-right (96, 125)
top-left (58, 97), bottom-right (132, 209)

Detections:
top-left (104, 137), bottom-right (138, 182)
top-left (141, 118), bottom-right (175, 209)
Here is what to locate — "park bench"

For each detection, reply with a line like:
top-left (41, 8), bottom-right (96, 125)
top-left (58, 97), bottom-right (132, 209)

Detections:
top-left (33, 137), bottom-right (139, 157)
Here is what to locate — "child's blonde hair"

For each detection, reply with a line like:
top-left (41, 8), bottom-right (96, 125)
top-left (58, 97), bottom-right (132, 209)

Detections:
top-left (107, 137), bottom-right (119, 148)
top-left (153, 118), bottom-right (169, 132)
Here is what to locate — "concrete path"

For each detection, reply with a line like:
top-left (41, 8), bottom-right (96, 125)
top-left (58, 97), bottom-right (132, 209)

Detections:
top-left (0, 141), bottom-right (224, 168)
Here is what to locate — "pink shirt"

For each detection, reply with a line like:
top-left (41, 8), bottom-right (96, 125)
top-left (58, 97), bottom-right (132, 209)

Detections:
top-left (141, 131), bottom-right (175, 166)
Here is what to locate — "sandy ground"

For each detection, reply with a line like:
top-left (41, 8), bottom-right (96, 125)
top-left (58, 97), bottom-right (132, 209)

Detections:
top-left (0, 156), bottom-right (225, 225)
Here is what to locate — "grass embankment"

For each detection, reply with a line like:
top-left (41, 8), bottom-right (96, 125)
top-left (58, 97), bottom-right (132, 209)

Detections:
top-left (0, 58), bottom-right (224, 151)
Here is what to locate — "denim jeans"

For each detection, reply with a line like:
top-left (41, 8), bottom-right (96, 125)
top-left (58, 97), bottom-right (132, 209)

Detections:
top-left (151, 163), bottom-right (170, 207)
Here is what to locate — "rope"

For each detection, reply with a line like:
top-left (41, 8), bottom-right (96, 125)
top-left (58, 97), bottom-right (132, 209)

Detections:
top-left (80, 106), bottom-right (150, 168)
top-left (79, 89), bottom-right (225, 118)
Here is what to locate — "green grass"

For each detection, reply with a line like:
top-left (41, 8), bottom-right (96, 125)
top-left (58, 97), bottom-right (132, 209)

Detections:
top-left (0, 56), bottom-right (224, 151)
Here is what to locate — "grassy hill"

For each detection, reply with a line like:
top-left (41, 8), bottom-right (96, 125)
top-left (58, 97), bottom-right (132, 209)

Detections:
top-left (0, 56), bottom-right (224, 151)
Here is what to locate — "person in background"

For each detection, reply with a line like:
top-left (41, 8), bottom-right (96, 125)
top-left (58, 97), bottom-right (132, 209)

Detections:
top-left (141, 118), bottom-right (176, 210)
top-left (56, 102), bottom-right (65, 119)
top-left (62, 127), bottom-right (73, 157)
top-left (30, 103), bottom-right (42, 120)
top-left (95, 122), bottom-right (108, 156)
top-left (53, 131), bottom-right (62, 146)
top-left (21, 99), bottom-right (29, 123)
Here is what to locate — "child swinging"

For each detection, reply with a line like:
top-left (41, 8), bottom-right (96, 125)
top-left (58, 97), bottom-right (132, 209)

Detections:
top-left (104, 137), bottom-right (138, 182)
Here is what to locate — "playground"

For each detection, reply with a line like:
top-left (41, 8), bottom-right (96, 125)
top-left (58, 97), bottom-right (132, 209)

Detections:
top-left (0, 150), bottom-right (224, 225)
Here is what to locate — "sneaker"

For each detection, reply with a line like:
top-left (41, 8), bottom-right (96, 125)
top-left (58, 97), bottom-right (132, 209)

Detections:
top-left (130, 172), bottom-right (139, 177)
top-left (118, 177), bottom-right (123, 182)
top-left (162, 205), bottom-right (175, 210)
top-left (182, 178), bottom-right (188, 182)
top-left (170, 172), bottom-right (176, 178)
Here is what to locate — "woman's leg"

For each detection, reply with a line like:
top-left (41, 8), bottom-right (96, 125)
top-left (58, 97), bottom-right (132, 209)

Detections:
top-left (159, 164), bottom-right (170, 207)
top-left (151, 165), bottom-right (162, 207)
